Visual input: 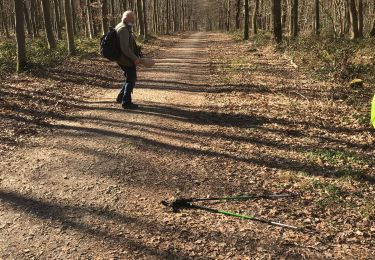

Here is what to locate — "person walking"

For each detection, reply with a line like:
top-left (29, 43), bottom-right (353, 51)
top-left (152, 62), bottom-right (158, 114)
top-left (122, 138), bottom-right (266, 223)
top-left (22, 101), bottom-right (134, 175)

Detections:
top-left (115, 11), bottom-right (141, 109)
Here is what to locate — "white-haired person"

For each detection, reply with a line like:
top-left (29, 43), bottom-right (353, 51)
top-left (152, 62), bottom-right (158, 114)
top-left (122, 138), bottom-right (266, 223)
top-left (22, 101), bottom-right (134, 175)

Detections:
top-left (115, 11), bottom-right (141, 109)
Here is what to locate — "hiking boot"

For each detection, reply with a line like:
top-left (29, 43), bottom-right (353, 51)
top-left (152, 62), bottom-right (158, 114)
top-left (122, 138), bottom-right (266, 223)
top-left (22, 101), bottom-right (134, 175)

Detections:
top-left (116, 92), bottom-right (124, 103)
top-left (122, 103), bottom-right (139, 109)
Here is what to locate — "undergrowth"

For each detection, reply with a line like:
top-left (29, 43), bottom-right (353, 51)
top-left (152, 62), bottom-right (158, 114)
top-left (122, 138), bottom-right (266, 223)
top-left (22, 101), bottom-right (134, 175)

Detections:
top-left (0, 36), bottom-right (99, 74)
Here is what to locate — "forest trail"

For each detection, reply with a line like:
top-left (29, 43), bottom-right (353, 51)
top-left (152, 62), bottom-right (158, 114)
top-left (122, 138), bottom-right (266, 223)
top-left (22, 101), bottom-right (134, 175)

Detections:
top-left (0, 33), bottom-right (374, 259)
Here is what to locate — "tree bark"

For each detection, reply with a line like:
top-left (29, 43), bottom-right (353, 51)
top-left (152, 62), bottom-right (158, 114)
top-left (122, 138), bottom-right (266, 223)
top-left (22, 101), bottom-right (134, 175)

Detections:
top-left (54, 0), bottom-right (63, 40)
top-left (101, 0), bottom-right (108, 34)
top-left (371, 0), bottom-right (375, 37)
top-left (64, 0), bottom-right (75, 55)
top-left (0, 0), bottom-right (10, 38)
top-left (142, 0), bottom-right (148, 38)
top-left (166, 0), bottom-right (170, 34)
top-left (290, 0), bottom-right (298, 38)
top-left (314, 0), bottom-right (320, 35)
top-left (23, 1), bottom-right (32, 36)
top-left (253, 0), bottom-right (259, 34)
top-left (348, 0), bottom-right (359, 39)
top-left (41, 0), bottom-right (57, 49)
top-left (86, 0), bottom-right (94, 38)
top-left (30, 0), bottom-right (39, 37)
top-left (244, 0), bottom-right (249, 40)
top-left (70, 0), bottom-right (77, 35)
top-left (15, 0), bottom-right (27, 72)
top-left (357, 0), bottom-right (363, 38)
top-left (110, 0), bottom-right (115, 26)
top-left (272, 0), bottom-right (282, 43)
top-left (136, 0), bottom-right (145, 38)
top-left (236, 0), bottom-right (241, 30)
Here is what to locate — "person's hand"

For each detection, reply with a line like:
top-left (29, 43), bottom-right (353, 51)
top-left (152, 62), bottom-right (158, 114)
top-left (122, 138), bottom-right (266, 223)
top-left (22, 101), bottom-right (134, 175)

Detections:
top-left (134, 58), bottom-right (141, 66)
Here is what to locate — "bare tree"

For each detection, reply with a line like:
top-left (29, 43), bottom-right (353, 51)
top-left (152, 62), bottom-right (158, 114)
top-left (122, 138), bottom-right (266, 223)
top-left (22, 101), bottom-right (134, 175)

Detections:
top-left (41, 0), bottom-right (57, 49)
top-left (0, 0), bottom-right (10, 38)
top-left (371, 0), bottom-right (375, 37)
top-left (348, 0), bottom-right (359, 39)
top-left (54, 0), bottom-right (63, 40)
top-left (290, 0), bottom-right (299, 38)
top-left (101, 0), bottom-right (108, 34)
top-left (253, 0), bottom-right (259, 34)
top-left (272, 0), bottom-right (283, 43)
top-left (315, 0), bottom-right (320, 35)
top-left (15, 0), bottom-right (26, 72)
top-left (244, 0), bottom-right (249, 39)
top-left (236, 0), bottom-right (241, 30)
top-left (64, 0), bottom-right (75, 55)
top-left (358, 0), bottom-right (364, 38)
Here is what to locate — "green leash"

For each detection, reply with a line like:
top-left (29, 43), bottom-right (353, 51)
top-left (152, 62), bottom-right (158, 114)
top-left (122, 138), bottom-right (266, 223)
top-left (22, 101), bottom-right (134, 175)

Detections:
top-left (162, 193), bottom-right (300, 230)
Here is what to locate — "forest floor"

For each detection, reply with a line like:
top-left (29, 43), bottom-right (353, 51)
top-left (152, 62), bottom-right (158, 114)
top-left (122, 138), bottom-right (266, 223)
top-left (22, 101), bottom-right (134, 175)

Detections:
top-left (0, 33), bottom-right (374, 259)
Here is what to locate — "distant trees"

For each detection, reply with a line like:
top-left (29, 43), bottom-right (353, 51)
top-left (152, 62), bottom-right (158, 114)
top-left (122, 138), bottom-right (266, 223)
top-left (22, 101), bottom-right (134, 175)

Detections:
top-left (3, 0), bottom-right (375, 72)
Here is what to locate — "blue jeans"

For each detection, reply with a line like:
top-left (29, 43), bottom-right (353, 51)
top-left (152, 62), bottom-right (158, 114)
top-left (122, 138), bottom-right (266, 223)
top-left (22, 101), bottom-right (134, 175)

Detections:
top-left (119, 65), bottom-right (137, 104)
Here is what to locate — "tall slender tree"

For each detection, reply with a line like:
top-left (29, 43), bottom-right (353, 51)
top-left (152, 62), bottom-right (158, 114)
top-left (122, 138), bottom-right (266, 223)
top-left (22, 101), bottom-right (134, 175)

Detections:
top-left (101, 0), bottom-right (108, 34)
top-left (136, 0), bottom-right (145, 38)
top-left (41, 0), bottom-right (57, 49)
top-left (244, 0), bottom-right (249, 40)
top-left (0, 0), bottom-right (10, 38)
top-left (54, 0), bottom-right (63, 40)
top-left (15, 0), bottom-right (27, 72)
top-left (348, 0), bottom-right (359, 39)
top-left (314, 0), bottom-right (320, 35)
top-left (272, 0), bottom-right (283, 43)
top-left (23, 1), bottom-right (32, 36)
top-left (253, 0), bottom-right (259, 34)
top-left (235, 0), bottom-right (241, 30)
top-left (371, 0), bottom-right (375, 37)
top-left (143, 0), bottom-right (148, 38)
top-left (290, 0), bottom-right (299, 38)
top-left (358, 0), bottom-right (364, 38)
top-left (64, 0), bottom-right (75, 55)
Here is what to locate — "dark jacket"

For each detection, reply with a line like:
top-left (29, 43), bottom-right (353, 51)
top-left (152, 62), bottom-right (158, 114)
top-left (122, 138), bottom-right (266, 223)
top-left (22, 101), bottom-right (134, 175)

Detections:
top-left (115, 22), bottom-right (138, 67)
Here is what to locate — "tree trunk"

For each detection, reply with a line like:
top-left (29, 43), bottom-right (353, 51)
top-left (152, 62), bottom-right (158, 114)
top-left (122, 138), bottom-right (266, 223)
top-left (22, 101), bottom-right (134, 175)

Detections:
top-left (290, 0), bottom-right (298, 38)
top-left (41, 0), bottom-right (57, 49)
top-left (244, 0), bottom-right (249, 39)
top-left (136, 0), bottom-right (145, 38)
top-left (314, 0), bottom-right (320, 35)
top-left (64, 0), bottom-right (75, 55)
top-left (166, 0), bottom-right (170, 34)
top-left (86, 0), bottom-right (94, 38)
top-left (54, 0), bottom-right (63, 40)
top-left (153, 0), bottom-right (158, 33)
top-left (272, 0), bottom-right (282, 43)
top-left (15, 0), bottom-right (27, 72)
top-left (23, 1), bottom-right (32, 36)
top-left (30, 0), bottom-right (38, 38)
top-left (0, 0), bottom-right (10, 38)
top-left (371, 0), bottom-right (375, 37)
top-left (253, 0), bottom-right (259, 34)
top-left (142, 0), bottom-right (148, 38)
top-left (357, 0), bottom-right (363, 38)
top-left (236, 0), bottom-right (241, 30)
top-left (348, 0), bottom-right (359, 39)
top-left (122, 0), bottom-right (128, 10)
top-left (101, 0), bottom-right (108, 34)
top-left (70, 0), bottom-right (77, 35)
top-left (110, 0), bottom-right (115, 26)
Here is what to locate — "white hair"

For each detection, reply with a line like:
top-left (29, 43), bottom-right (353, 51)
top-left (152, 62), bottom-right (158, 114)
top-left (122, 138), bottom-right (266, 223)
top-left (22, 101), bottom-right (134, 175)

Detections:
top-left (122, 11), bottom-right (134, 23)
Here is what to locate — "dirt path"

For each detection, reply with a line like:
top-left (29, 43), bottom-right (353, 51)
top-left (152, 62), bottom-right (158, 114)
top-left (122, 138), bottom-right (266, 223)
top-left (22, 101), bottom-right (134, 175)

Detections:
top-left (0, 33), bottom-right (374, 259)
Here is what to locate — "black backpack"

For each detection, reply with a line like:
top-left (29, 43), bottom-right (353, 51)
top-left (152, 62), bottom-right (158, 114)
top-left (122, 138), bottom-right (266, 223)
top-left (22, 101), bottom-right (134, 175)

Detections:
top-left (100, 27), bottom-right (121, 61)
